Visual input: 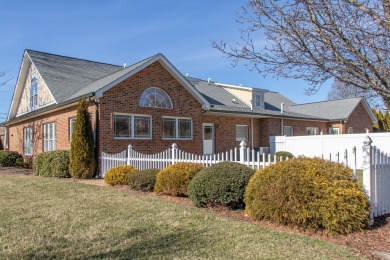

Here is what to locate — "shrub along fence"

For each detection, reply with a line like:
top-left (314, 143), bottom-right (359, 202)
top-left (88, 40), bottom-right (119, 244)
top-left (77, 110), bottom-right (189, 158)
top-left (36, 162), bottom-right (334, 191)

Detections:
top-left (100, 136), bottom-right (390, 222)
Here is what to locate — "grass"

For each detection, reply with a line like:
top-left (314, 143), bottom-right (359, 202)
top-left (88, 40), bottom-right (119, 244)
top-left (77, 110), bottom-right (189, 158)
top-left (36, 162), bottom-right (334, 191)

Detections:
top-left (0, 175), bottom-right (361, 259)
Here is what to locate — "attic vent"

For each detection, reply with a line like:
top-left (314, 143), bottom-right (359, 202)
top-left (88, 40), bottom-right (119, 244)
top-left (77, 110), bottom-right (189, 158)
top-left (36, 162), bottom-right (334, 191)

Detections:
top-left (208, 77), bottom-right (212, 83)
top-left (186, 73), bottom-right (189, 77)
top-left (123, 63), bottom-right (126, 68)
top-left (232, 98), bottom-right (237, 103)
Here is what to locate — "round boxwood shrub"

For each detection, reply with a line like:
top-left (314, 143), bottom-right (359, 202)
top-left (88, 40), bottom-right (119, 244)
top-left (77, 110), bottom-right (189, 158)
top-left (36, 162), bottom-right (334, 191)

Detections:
top-left (244, 157), bottom-right (370, 235)
top-left (275, 151), bottom-right (294, 161)
top-left (0, 151), bottom-right (23, 167)
top-left (104, 165), bottom-right (138, 186)
top-left (154, 162), bottom-right (204, 197)
top-left (33, 151), bottom-right (70, 178)
top-left (128, 169), bottom-right (159, 192)
top-left (188, 161), bottom-right (255, 209)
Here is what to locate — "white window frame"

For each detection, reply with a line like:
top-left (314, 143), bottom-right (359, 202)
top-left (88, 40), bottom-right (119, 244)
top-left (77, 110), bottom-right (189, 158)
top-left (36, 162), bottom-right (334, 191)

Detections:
top-left (236, 125), bottom-right (248, 141)
top-left (283, 126), bottom-right (294, 136)
top-left (329, 127), bottom-right (340, 135)
top-left (30, 77), bottom-right (38, 111)
top-left (162, 116), bottom-right (193, 140)
top-left (139, 87), bottom-right (173, 109)
top-left (44, 122), bottom-right (56, 152)
top-left (114, 113), bottom-right (152, 140)
top-left (69, 118), bottom-right (76, 140)
top-left (306, 127), bottom-right (319, 135)
top-left (24, 127), bottom-right (33, 155)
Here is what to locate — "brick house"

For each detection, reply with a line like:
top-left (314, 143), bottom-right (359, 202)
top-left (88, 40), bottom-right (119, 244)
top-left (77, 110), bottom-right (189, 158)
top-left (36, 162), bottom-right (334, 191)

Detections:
top-left (4, 50), bottom-right (376, 171)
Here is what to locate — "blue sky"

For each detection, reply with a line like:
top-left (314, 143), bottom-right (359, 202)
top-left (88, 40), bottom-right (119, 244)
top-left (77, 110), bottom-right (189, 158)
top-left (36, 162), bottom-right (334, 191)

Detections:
top-left (0, 0), bottom-right (332, 121)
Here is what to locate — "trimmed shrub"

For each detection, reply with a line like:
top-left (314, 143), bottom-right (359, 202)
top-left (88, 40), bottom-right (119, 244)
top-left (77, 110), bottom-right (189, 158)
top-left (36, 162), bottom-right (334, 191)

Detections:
top-left (15, 157), bottom-right (33, 168)
top-left (188, 161), bottom-right (255, 209)
top-left (275, 151), bottom-right (294, 161)
top-left (0, 151), bottom-right (23, 167)
top-left (244, 157), bottom-right (370, 235)
top-left (154, 162), bottom-right (204, 197)
top-left (69, 99), bottom-right (96, 179)
top-left (33, 151), bottom-right (70, 178)
top-left (104, 165), bottom-right (138, 186)
top-left (128, 169), bottom-right (159, 192)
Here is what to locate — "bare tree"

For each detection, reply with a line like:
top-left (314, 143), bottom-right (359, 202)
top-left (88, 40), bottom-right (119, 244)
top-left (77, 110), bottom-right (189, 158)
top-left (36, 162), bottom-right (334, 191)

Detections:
top-left (212, 0), bottom-right (390, 108)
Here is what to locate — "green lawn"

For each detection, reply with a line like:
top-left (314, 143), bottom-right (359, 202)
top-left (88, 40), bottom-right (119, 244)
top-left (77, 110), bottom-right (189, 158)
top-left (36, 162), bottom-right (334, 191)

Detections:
top-left (0, 175), bottom-right (360, 259)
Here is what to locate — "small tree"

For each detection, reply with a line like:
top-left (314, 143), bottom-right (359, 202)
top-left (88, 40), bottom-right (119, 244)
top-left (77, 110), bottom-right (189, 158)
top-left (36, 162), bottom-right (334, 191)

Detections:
top-left (69, 100), bottom-right (95, 178)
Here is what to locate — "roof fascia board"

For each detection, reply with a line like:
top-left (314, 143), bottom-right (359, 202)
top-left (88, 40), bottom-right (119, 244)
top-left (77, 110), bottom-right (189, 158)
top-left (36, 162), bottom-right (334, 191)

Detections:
top-left (205, 110), bottom-right (329, 121)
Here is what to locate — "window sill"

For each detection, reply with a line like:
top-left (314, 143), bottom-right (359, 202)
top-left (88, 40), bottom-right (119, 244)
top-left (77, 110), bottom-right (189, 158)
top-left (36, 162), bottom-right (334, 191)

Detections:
top-left (162, 138), bottom-right (193, 141)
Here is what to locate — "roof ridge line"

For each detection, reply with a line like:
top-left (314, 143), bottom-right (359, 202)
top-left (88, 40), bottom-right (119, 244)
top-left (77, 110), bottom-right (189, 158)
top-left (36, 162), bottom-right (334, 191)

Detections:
top-left (26, 49), bottom-right (122, 68)
top-left (291, 97), bottom-right (361, 106)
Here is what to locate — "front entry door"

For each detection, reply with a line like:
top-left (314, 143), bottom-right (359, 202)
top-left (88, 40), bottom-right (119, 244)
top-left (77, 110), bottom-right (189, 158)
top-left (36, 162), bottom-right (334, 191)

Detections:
top-left (203, 123), bottom-right (214, 155)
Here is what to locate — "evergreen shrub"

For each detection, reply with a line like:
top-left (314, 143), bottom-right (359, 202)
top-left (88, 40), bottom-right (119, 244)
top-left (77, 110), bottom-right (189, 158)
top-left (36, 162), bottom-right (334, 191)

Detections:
top-left (0, 151), bottom-right (22, 167)
top-left (244, 157), bottom-right (370, 234)
top-left (275, 151), bottom-right (294, 161)
top-left (33, 151), bottom-right (70, 178)
top-left (69, 100), bottom-right (96, 179)
top-left (104, 165), bottom-right (138, 186)
top-left (128, 169), bottom-right (159, 192)
top-left (154, 162), bottom-right (204, 196)
top-left (188, 161), bottom-right (255, 209)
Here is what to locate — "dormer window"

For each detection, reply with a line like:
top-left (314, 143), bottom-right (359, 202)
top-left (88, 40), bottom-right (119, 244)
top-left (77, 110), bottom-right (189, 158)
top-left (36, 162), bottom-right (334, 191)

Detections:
top-left (30, 78), bottom-right (38, 111)
top-left (139, 87), bottom-right (173, 109)
top-left (254, 92), bottom-right (264, 108)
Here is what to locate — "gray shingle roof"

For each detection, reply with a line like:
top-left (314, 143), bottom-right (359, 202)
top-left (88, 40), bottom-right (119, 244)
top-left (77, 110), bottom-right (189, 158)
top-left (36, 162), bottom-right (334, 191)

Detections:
top-left (264, 91), bottom-right (296, 111)
top-left (287, 98), bottom-right (362, 120)
top-left (27, 50), bottom-right (123, 103)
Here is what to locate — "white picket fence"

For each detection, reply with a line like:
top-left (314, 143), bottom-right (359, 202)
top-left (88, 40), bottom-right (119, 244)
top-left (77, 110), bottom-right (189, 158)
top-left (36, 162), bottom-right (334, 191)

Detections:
top-left (101, 141), bottom-right (284, 177)
top-left (100, 136), bottom-right (390, 222)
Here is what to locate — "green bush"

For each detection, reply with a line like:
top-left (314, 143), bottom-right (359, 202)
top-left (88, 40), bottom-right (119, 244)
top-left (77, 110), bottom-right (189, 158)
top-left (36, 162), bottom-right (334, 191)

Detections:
top-left (128, 169), bottom-right (159, 192)
top-left (154, 162), bottom-right (204, 197)
top-left (244, 157), bottom-right (370, 235)
top-left (33, 151), bottom-right (70, 178)
top-left (0, 151), bottom-right (23, 167)
top-left (69, 99), bottom-right (96, 179)
top-left (188, 162), bottom-right (255, 209)
top-left (15, 157), bottom-right (33, 168)
top-left (104, 165), bottom-right (138, 186)
top-left (275, 151), bottom-right (294, 161)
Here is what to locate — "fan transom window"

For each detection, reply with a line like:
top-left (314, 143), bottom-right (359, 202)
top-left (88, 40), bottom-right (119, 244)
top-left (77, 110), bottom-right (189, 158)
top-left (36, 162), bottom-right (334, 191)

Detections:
top-left (139, 87), bottom-right (173, 109)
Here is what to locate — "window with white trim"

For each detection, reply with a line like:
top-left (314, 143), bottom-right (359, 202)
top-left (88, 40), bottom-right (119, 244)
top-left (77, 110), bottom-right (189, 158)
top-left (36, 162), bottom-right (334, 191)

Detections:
top-left (283, 126), bottom-right (294, 136)
top-left (236, 125), bottom-right (248, 141)
top-left (24, 127), bottom-right (33, 155)
top-left (254, 93), bottom-right (264, 108)
top-left (329, 127), bottom-right (340, 135)
top-left (114, 114), bottom-right (151, 139)
top-left (348, 127), bottom-right (353, 134)
top-left (306, 127), bottom-right (319, 135)
top-left (139, 87), bottom-right (173, 109)
top-left (44, 123), bottom-right (56, 152)
top-left (30, 77), bottom-right (38, 111)
top-left (163, 117), bottom-right (192, 140)
top-left (69, 118), bottom-right (76, 140)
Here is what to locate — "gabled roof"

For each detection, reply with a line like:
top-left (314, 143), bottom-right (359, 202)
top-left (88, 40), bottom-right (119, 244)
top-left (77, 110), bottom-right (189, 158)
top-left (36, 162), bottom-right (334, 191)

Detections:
top-left (287, 97), bottom-right (377, 123)
top-left (264, 91), bottom-right (296, 111)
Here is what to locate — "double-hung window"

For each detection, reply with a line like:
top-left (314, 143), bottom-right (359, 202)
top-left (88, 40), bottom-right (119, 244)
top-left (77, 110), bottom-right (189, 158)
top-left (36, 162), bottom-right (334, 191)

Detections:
top-left (329, 127), bottom-right (340, 135)
top-left (162, 117), bottom-right (192, 140)
top-left (69, 118), bottom-right (76, 140)
top-left (306, 127), bottom-right (319, 135)
top-left (283, 126), bottom-right (294, 136)
top-left (44, 123), bottom-right (56, 151)
top-left (24, 127), bottom-right (33, 155)
top-left (236, 125), bottom-right (248, 141)
top-left (30, 78), bottom-right (38, 111)
top-left (114, 114), bottom-right (151, 139)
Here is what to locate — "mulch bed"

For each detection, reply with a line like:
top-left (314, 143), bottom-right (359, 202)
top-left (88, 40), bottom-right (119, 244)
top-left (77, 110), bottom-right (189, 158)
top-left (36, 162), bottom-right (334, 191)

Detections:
top-left (1, 167), bottom-right (389, 259)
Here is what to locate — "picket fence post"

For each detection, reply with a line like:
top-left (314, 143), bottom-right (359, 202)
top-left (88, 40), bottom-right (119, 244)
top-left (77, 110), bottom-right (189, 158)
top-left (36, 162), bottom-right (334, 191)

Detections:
top-left (171, 143), bottom-right (177, 165)
top-left (127, 144), bottom-right (132, 166)
top-left (362, 135), bottom-right (374, 225)
top-left (239, 141), bottom-right (246, 165)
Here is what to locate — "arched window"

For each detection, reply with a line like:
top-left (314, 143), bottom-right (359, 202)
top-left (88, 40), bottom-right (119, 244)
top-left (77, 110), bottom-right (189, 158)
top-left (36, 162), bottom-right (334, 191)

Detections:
top-left (139, 87), bottom-right (173, 109)
top-left (30, 78), bottom-right (38, 111)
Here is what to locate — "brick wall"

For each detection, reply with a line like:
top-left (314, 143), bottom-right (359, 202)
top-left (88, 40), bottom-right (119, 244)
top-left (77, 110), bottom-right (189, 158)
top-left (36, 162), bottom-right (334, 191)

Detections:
top-left (8, 102), bottom-right (96, 156)
top-left (344, 102), bottom-right (373, 133)
top-left (98, 61), bottom-right (204, 155)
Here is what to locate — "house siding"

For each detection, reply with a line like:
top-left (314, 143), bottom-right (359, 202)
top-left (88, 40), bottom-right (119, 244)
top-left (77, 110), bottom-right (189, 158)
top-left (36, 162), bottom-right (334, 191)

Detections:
top-left (8, 103), bottom-right (96, 156)
top-left (98, 61), bottom-right (204, 156)
top-left (344, 102), bottom-right (373, 133)
top-left (16, 63), bottom-right (55, 116)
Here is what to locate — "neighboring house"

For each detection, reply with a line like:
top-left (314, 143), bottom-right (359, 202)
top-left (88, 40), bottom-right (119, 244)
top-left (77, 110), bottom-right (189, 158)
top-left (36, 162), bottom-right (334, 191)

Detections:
top-left (4, 50), bottom-right (376, 168)
top-left (0, 126), bottom-right (5, 149)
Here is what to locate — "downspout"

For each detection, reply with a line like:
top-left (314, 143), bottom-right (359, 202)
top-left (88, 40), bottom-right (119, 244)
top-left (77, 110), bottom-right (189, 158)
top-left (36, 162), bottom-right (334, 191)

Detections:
top-left (251, 117), bottom-right (254, 149)
top-left (280, 103), bottom-right (284, 135)
top-left (5, 126), bottom-right (8, 150)
top-left (94, 97), bottom-right (99, 178)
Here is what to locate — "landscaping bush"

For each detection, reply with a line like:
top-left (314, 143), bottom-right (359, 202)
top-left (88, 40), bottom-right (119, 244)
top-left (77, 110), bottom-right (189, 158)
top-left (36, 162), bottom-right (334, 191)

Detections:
top-left (275, 151), bottom-right (294, 161)
top-left (0, 151), bottom-right (23, 167)
top-left (104, 165), bottom-right (138, 186)
top-left (128, 169), bottom-right (159, 192)
top-left (154, 162), bottom-right (204, 196)
top-left (33, 151), bottom-right (70, 178)
top-left (188, 161), bottom-right (255, 209)
top-left (244, 157), bottom-right (370, 235)
top-left (15, 157), bottom-right (33, 168)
